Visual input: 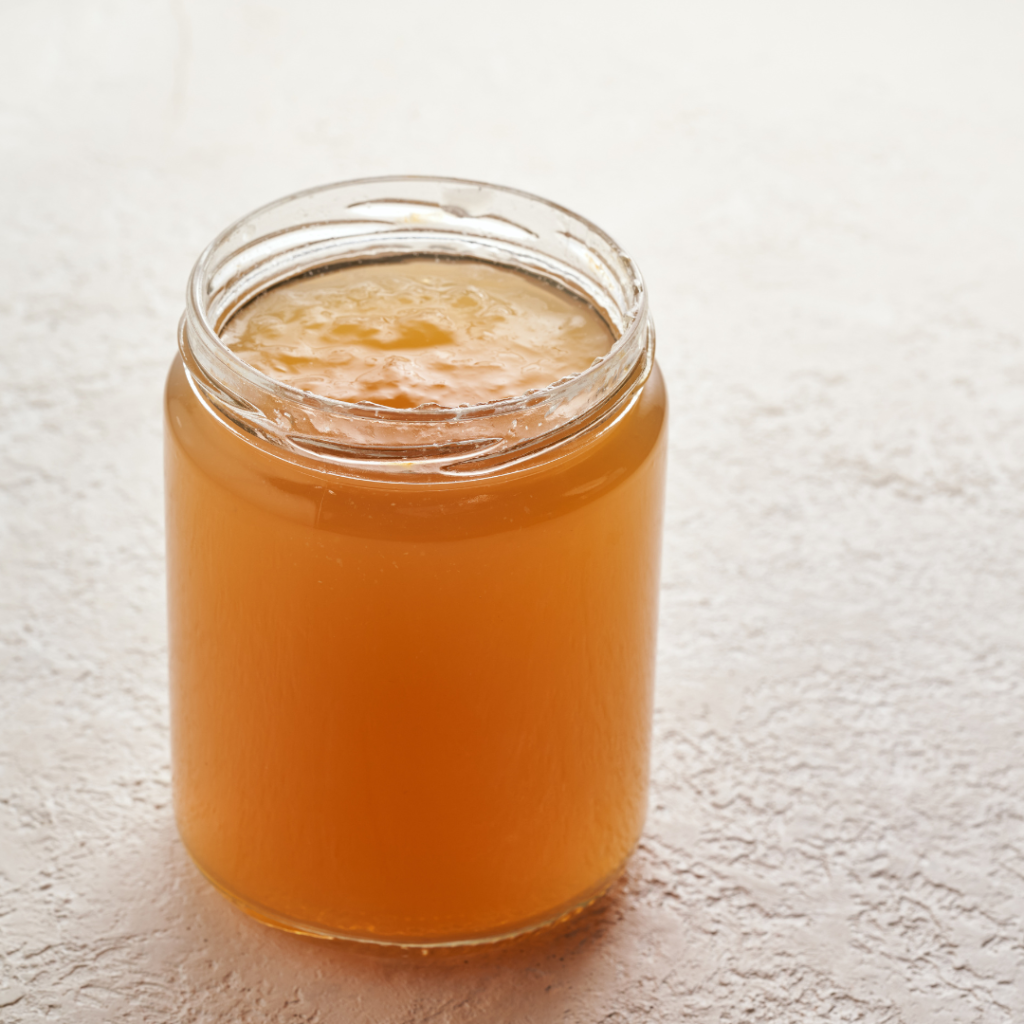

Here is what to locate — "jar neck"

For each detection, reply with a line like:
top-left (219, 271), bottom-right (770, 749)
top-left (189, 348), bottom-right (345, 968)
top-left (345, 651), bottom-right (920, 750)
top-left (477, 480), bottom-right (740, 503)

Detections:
top-left (180, 177), bottom-right (653, 479)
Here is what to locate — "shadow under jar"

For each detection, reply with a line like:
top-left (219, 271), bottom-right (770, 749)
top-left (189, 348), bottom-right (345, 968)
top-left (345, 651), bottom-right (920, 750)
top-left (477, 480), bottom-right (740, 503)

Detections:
top-left (165, 177), bottom-right (668, 946)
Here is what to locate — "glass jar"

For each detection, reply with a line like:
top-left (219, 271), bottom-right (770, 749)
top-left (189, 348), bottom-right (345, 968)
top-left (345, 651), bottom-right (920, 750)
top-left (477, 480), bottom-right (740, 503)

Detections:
top-left (165, 176), bottom-right (667, 946)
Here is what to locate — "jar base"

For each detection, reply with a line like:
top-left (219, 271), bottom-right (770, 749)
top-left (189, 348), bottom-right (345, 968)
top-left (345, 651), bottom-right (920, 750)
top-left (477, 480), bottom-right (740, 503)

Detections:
top-left (187, 851), bottom-right (629, 949)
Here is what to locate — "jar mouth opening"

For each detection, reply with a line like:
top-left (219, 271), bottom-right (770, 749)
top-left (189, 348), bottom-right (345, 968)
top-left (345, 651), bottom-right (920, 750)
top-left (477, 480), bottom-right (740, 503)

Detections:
top-left (181, 176), bottom-right (652, 474)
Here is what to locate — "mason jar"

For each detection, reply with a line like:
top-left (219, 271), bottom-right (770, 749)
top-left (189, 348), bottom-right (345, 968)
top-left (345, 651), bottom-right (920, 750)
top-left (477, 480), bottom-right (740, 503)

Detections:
top-left (165, 176), bottom-right (667, 946)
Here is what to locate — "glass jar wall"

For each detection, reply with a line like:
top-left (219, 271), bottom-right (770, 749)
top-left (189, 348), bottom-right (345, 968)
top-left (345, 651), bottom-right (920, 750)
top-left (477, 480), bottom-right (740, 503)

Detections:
top-left (165, 177), bottom-right (667, 946)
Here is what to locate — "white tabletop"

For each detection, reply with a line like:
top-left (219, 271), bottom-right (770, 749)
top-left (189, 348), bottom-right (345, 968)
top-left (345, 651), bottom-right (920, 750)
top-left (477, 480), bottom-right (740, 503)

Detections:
top-left (2, 1), bottom-right (1023, 1020)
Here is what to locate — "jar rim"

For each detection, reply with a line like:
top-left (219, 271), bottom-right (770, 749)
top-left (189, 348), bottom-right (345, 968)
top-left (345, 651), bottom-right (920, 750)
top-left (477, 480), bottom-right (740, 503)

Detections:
top-left (180, 176), bottom-right (653, 475)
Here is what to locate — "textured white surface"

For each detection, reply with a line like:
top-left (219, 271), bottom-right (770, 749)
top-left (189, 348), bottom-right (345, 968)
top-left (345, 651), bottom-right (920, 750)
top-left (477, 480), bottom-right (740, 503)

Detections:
top-left (2, 1), bottom-right (1024, 1020)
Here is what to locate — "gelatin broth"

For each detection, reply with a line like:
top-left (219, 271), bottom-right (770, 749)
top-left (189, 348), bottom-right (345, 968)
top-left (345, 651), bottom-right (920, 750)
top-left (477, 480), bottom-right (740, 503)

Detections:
top-left (165, 257), bottom-right (667, 943)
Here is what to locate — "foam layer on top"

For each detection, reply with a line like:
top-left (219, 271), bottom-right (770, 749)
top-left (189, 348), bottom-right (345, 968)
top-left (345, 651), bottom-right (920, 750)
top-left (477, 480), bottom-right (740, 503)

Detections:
top-left (222, 258), bottom-right (615, 409)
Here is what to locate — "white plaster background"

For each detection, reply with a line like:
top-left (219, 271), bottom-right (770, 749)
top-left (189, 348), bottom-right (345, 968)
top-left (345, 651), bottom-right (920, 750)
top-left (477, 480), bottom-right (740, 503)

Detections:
top-left (2, 1), bottom-right (1023, 1020)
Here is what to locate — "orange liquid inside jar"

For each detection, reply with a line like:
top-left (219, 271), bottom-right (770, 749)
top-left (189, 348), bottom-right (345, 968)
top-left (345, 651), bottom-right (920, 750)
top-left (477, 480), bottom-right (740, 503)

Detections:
top-left (165, 178), bottom-right (667, 946)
